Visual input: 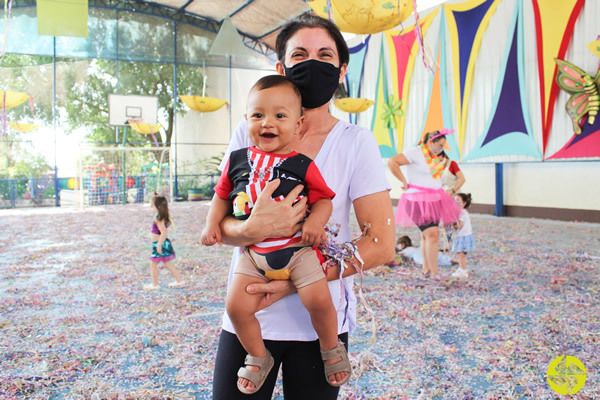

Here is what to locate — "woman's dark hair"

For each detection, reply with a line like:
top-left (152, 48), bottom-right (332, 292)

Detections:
top-left (439, 150), bottom-right (448, 159)
top-left (275, 14), bottom-right (350, 67)
top-left (423, 130), bottom-right (446, 144)
top-left (250, 75), bottom-right (303, 114)
top-left (456, 193), bottom-right (472, 209)
top-left (153, 195), bottom-right (170, 223)
top-left (398, 235), bottom-right (412, 248)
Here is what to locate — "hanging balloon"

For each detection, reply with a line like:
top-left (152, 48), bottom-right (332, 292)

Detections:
top-left (128, 121), bottom-right (161, 147)
top-left (179, 95), bottom-right (227, 112)
top-left (128, 122), bottom-right (162, 135)
top-left (7, 122), bottom-right (39, 132)
top-left (0, 91), bottom-right (30, 108)
top-left (308, 0), bottom-right (414, 34)
top-left (334, 97), bottom-right (374, 113)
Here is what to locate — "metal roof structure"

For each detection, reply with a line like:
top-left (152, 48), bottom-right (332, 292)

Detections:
top-left (103, 0), bottom-right (313, 59)
top-left (6, 0), bottom-right (315, 69)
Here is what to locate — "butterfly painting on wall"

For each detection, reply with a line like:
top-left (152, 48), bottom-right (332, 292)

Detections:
top-left (554, 58), bottom-right (600, 134)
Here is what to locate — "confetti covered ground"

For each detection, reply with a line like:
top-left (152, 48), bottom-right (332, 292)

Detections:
top-left (0, 201), bottom-right (598, 399)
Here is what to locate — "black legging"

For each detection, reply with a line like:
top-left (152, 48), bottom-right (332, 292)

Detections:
top-left (212, 330), bottom-right (348, 400)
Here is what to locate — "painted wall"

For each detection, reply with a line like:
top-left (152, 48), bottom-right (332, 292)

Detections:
top-left (172, 0), bottom-right (598, 215)
top-left (332, 0), bottom-right (599, 213)
top-left (175, 66), bottom-right (273, 173)
top-left (457, 161), bottom-right (597, 210)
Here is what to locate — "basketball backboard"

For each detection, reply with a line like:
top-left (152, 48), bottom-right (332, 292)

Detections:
top-left (108, 94), bottom-right (158, 126)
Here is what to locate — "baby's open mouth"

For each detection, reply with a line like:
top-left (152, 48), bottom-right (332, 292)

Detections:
top-left (261, 133), bottom-right (276, 138)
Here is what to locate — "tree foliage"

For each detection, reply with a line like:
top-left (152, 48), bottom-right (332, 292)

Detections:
top-left (63, 60), bottom-right (204, 151)
top-left (0, 55), bottom-right (54, 178)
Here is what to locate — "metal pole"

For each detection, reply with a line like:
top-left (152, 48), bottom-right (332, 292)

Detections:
top-left (495, 163), bottom-right (504, 217)
top-left (53, 37), bottom-right (59, 207)
top-left (122, 129), bottom-right (127, 204)
top-left (229, 55), bottom-right (232, 139)
top-left (173, 20), bottom-right (178, 199)
top-left (10, 180), bottom-right (15, 208)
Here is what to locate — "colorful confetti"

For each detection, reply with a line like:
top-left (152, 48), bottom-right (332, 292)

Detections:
top-left (0, 203), bottom-right (598, 399)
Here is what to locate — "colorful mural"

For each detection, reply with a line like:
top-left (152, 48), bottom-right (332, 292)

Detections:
top-left (445, 0), bottom-right (499, 156)
top-left (418, 9), bottom-right (459, 159)
top-left (531, 0), bottom-right (585, 155)
top-left (463, 0), bottom-right (541, 161)
top-left (385, 10), bottom-right (437, 151)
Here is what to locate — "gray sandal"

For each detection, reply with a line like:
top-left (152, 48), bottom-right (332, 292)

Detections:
top-left (320, 342), bottom-right (351, 387)
top-left (237, 349), bottom-right (274, 394)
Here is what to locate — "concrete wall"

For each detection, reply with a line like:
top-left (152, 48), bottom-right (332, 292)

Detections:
top-left (174, 66), bottom-right (274, 173)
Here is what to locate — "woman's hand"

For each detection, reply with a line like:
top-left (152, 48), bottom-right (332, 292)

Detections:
top-left (246, 280), bottom-right (297, 310)
top-left (220, 179), bottom-right (308, 247)
top-left (388, 153), bottom-right (410, 190)
top-left (246, 179), bottom-right (308, 240)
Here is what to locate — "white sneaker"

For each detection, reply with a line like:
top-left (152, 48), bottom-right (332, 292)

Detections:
top-left (168, 281), bottom-right (186, 288)
top-left (451, 268), bottom-right (469, 279)
top-left (143, 284), bottom-right (160, 291)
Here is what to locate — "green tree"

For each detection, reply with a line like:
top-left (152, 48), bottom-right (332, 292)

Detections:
top-left (0, 54), bottom-right (55, 178)
top-left (63, 60), bottom-right (204, 152)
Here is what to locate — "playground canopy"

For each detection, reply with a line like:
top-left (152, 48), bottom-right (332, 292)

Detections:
top-left (5, 0), bottom-right (314, 68)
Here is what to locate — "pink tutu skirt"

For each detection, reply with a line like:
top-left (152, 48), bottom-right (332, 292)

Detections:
top-left (395, 186), bottom-right (462, 228)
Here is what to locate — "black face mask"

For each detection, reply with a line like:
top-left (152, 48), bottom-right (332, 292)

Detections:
top-left (284, 59), bottom-right (341, 109)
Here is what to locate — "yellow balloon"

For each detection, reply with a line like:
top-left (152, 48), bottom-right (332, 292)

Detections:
top-left (334, 97), bottom-right (374, 113)
top-left (129, 123), bottom-right (161, 135)
top-left (179, 95), bottom-right (227, 112)
top-left (7, 122), bottom-right (39, 132)
top-left (67, 178), bottom-right (78, 189)
top-left (0, 90), bottom-right (30, 108)
top-left (308, 0), bottom-right (414, 34)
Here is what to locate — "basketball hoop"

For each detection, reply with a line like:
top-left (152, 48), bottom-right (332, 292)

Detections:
top-left (108, 94), bottom-right (158, 127)
top-left (127, 117), bottom-right (144, 125)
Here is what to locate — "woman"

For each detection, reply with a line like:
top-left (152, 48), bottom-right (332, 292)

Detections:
top-left (387, 130), bottom-right (461, 279)
top-left (439, 151), bottom-right (465, 195)
top-left (211, 14), bottom-right (395, 399)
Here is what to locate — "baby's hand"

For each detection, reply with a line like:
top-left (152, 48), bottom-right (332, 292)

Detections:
top-left (201, 225), bottom-right (222, 246)
top-left (301, 221), bottom-right (328, 248)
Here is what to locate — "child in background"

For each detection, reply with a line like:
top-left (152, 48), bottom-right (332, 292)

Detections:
top-left (394, 235), bottom-right (453, 267)
top-left (144, 195), bottom-right (186, 290)
top-left (451, 193), bottom-right (476, 279)
top-left (201, 75), bottom-right (350, 394)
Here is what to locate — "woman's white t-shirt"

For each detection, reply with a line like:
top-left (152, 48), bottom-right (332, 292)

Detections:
top-left (402, 145), bottom-right (442, 192)
top-left (218, 119), bottom-right (390, 341)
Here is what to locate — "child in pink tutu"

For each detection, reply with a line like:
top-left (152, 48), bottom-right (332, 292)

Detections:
top-left (387, 129), bottom-right (462, 278)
